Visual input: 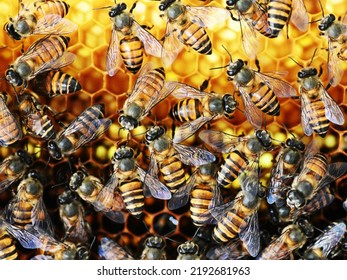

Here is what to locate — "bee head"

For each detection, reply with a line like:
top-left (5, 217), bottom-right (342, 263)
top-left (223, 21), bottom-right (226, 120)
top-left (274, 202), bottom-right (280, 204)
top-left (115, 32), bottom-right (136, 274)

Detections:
top-left (222, 94), bottom-right (237, 117)
top-left (5, 68), bottom-right (23, 86)
top-left (69, 170), bottom-right (85, 190)
top-left (109, 2), bottom-right (127, 17)
top-left (226, 0), bottom-right (238, 7)
top-left (47, 140), bottom-right (63, 160)
top-left (145, 126), bottom-right (165, 143)
top-left (318, 14), bottom-right (335, 31)
top-left (298, 67), bottom-right (317, 79)
top-left (145, 235), bottom-right (166, 249)
top-left (159, 0), bottom-right (175, 11)
top-left (114, 145), bottom-right (134, 160)
top-left (118, 115), bottom-right (139, 131)
top-left (17, 149), bottom-right (33, 166)
top-left (256, 129), bottom-right (273, 151)
top-left (3, 22), bottom-right (22, 40)
top-left (227, 59), bottom-right (244, 77)
top-left (286, 138), bottom-right (305, 151)
top-left (58, 189), bottom-right (78, 205)
top-left (286, 189), bottom-right (306, 209)
top-left (177, 241), bottom-right (199, 255)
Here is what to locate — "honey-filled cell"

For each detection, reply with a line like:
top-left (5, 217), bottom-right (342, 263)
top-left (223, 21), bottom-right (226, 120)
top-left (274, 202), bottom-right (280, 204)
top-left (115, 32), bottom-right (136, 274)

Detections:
top-left (0, 0), bottom-right (346, 260)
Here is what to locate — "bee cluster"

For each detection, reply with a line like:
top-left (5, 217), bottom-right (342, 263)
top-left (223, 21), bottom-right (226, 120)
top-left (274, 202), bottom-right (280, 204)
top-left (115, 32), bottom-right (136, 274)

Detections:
top-left (0, 0), bottom-right (346, 260)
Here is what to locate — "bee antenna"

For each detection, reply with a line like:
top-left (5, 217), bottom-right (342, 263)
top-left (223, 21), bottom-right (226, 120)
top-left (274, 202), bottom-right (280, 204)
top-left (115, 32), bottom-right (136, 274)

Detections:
top-left (221, 45), bottom-right (233, 61)
top-left (308, 48), bottom-right (318, 67)
top-left (288, 56), bottom-right (304, 68)
top-left (318, 0), bottom-right (325, 17)
top-left (210, 65), bottom-right (229, 71)
top-left (93, 5), bottom-right (113, 10)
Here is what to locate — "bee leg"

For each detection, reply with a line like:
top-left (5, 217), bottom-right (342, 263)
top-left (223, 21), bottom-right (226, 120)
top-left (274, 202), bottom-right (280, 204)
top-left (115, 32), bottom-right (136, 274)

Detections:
top-left (229, 11), bottom-right (240, 22)
top-left (141, 24), bottom-right (154, 30)
top-left (129, 1), bottom-right (138, 14)
top-left (255, 58), bottom-right (261, 72)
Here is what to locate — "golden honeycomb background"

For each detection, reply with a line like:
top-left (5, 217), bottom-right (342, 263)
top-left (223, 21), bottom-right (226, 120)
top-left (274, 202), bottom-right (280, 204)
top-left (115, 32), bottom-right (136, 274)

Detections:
top-left (0, 0), bottom-right (347, 260)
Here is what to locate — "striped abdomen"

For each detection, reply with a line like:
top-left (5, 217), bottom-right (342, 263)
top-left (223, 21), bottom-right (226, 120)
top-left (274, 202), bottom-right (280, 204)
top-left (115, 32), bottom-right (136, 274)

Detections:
top-left (169, 99), bottom-right (203, 122)
top-left (0, 96), bottom-right (21, 146)
top-left (180, 22), bottom-right (212, 55)
top-left (0, 229), bottom-right (17, 260)
top-left (35, 0), bottom-right (70, 18)
top-left (301, 152), bottom-right (328, 186)
top-left (250, 81), bottom-right (280, 116)
top-left (118, 178), bottom-right (144, 218)
top-left (303, 97), bottom-right (330, 137)
top-left (120, 37), bottom-right (144, 74)
top-left (217, 150), bottom-right (249, 188)
top-left (266, 0), bottom-right (292, 38)
top-left (190, 183), bottom-right (213, 226)
top-left (11, 201), bottom-right (35, 229)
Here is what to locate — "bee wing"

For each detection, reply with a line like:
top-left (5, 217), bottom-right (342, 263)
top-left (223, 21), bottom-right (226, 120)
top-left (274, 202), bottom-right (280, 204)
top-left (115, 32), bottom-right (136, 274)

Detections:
top-left (170, 82), bottom-right (207, 99)
top-left (161, 21), bottom-right (184, 67)
top-left (31, 197), bottom-right (55, 236)
top-left (106, 28), bottom-right (122, 77)
top-left (137, 165), bottom-right (171, 200)
top-left (98, 237), bottom-right (134, 260)
top-left (255, 72), bottom-right (297, 97)
top-left (239, 13), bottom-right (259, 60)
top-left (198, 129), bottom-right (247, 153)
top-left (209, 196), bottom-right (240, 222)
top-left (173, 115), bottom-right (215, 144)
top-left (321, 87), bottom-right (345, 125)
top-left (167, 169), bottom-right (197, 210)
top-left (238, 88), bottom-right (264, 129)
top-left (239, 212), bottom-right (260, 257)
top-left (133, 20), bottom-right (162, 57)
top-left (299, 94), bottom-right (313, 136)
top-left (173, 143), bottom-right (216, 166)
top-left (185, 6), bottom-right (230, 28)
top-left (31, 255), bottom-right (54, 260)
top-left (319, 162), bottom-right (347, 188)
top-left (206, 239), bottom-right (248, 260)
top-left (0, 99), bottom-right (22, 147)
top-left (298, 187), bottom-right (334, 217)
top-left (327, 39), bottom-right (344, 87)
top-left (34, 14), bottom-right (77, 35)
top-left (291, 0), bottom-right (309, 32)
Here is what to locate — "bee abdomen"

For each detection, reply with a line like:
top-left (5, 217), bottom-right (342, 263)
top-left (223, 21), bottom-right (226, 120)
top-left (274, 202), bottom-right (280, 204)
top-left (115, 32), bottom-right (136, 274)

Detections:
top-left (36, 0), bottom-right (70, 18)
top-left (190, 184), bottom-right (213, 226)
top-left (119, 179), bottom-right (144, 218)
top-left (0, 115), bottom-right (21, 146)
top-left (213, 211), bottom-right (244, 243)
top-left (33, 115), bottom-right (56, 140)
top-left (169, 99), bottom-right (202, 122)
top-left (120, 37), bottom-right (144, 74)
top-left (0, 232), bottom-right (17, 260)
top-left (267, 0), bottom-right (292, 38)
top-left (160, 157), bottom-right (186, 193)
top-left (304, 99), bottom-right (330, 137)
top-left (181, 22), bottom-right (212, 54)
top-left (251, 82), bottom-right (280, 115)
top-left (12, 202), bottom-right (34, 228)
top-left (306, 153), bottom-right (328, 181)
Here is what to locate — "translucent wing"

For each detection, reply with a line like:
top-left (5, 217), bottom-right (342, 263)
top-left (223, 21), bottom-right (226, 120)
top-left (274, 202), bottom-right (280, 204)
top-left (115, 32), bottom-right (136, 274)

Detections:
top-left (239, 13), bottom-right (259, 59)
top-left (161, 21), bottom-right (184, 67)
top-left (327, 39), bottom-right (345, 87)
top-left (255, 72), bottom-right (297, 97)
top-left (0, 97), bottom-right (22, 146)
top-left (206, 239), bottom-right (248, 260)
top-left (291, 0), bottom-right (309, 32)
top-left (142, 155), bottom-right (159, 198)
top-left (106, 28), bottom-right (122, 77)
top-left (209, 195), bottom-right (240, 222)
top-left (31, 255), bottom-right (54, 260)
top-left (34, 14), bottom-right (77, 35)
top-left (319, 162), bottom-right (347, 188)
top-left (173, 115), bottom-right (215, 144)
top-left (321, 87), bottom-right (345, 125)
top-left (99, 237), bottom-right (134, 260)
top-left (299, 94), bottom-right (313, 136)
top-left (173, 143), bottom-right (216, 166)
top-left (239, 212), bottom-right (260, 257)
top-left (185, 6), bottom-right (230, 28)
top-left (133, 20), bottom-right (162, 57)
top-left (170, 82), bottom-right (207, 99)
top-left (137, 165), bottom-right (171, 200)
top-left (198, 129), bottom-right (247, 153)
top-left (31, 197), bottom-right (55, 236)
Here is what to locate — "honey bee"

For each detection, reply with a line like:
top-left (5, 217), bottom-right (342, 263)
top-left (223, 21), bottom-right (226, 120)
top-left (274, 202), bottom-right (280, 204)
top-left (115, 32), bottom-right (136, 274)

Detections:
top-left (100, 144), bottom-right (171, 219)
top-left (286, 152), bottom-right (347, 209)
top-left (303, 222), bottom-right (346, 260)
top-left (57, 190), bottom-right (92, 244)
top-left (28, 70), bottom-right (82, 97)
top-left (118, 63), bottom-right (176, 131)
top-left (0, 218), bottom-right (43, 260)
top-left (176, 240), bottom-right (200, 260)
top-left (144, 125), bottom-right (216, 194)
top-left (0, 92), bottom-right (22, 146)
top-left (317, 6), bottom-right (347, 86)
top-left (169, 81), bottom-right (238, 143)
top-left (105, 1), bottom-right (163, 76)
top-left (224, 57), bottom-right (297, 129)
top-left (297, 65), bottom-right (345, 137)
top-left (264, 0), bottom-right (308, 38)
top-left (3, 170), bottom-right (54, 236)
top-left (98, 237), bottom-right (134, 260)
top-left (5, 35), bottom-right (75, 89)
top-left (159, 0), bottom-right (230, 67)
top-left (209, 167), bottom-right (263, 257)
top-left (168, 162), bottom-right (221, 227)
top-left (199, 129), bottom-right (272, 188)
top-left (141, 235), bottom-right (167, 260)
top-left (47, 104), bottom-right (112, 160)
top-left (0, 149), bottom-right (33, 194)
top-left (4, 0), bottom-right (77, 41)
top-left (18, 94), bottom-right (56, 140)
top-left (69, 167), bottom-right (126, 224)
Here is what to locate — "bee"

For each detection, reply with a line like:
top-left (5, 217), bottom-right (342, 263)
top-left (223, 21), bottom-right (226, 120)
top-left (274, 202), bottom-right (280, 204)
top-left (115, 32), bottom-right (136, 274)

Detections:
top-left (141, 235), bottom-right (166, 260)
top-left (69, 167), bottom-right (126, 224)
top-left (18, 94), bottom-right (56, 140)
top-left (0, 218), bottom-right (43, 260)
top-left (47, 104), bottom-right (111, 160)
top-left (177, 240), bottom-right (200, 260)
top-left (209, 167), bottom-right (263, 257)
top-left (297, 65), bottom-right (345, 137)
top-left (199, 129), bottom-right (272, 188)
top-left (169, 81), bottom-right (238, 143)
top-left (264, 0), bottom-right (308, 38)
top-left (168, 162), bottom-right (221, 227)
top-left (5, 35), bottom-right (75, 89)
top-left (100, 144), bottom-right (171, 219)
top-left (28, 70), bottom-right (82, 97)
top-left (223, 56), bottom-right (297, 129)
top-left (118, 63), bottom-right (176, 131)
top-left (0, 149), bottom-right (33, 194)
top-left (4, 0), bottom-right (77, 41)
top-left (2, 170), bottom-right (54, 235)
top-left (286, 152), bottom-right (347, 209)
top-left (144, 125), bottom-right (216, 194)
top-left (98, 237), bottom-right (134, 260)
top-left (57, 190), bottom-right (92, 244)
top-left (105, 1), bottom-right (163, 76)
top-left (226, 0), bottom-right (268, 59)
top-left (317, 5), bottom-right (347, 86)
top-left (159, 0), bottom-right (230, 67)
top-left (0, 92), bottom-right (22, 146)
top-left (303, 222), bottom-right (346, 260)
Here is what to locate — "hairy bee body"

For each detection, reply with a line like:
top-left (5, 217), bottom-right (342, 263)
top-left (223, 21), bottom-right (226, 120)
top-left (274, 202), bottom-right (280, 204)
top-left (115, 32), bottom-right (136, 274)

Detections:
top-left (190, 183), bottom-right (214, 227)
top-left (0, 228), bottom-right (18, 260)
top-left (141, 235), bottom-right (166, 260)
top-left (170, 98), bottom-right (203, 122)
top-left (266, 0), bottom-right (292, 38)
top-left (119, 36), bottom-right (144, 74)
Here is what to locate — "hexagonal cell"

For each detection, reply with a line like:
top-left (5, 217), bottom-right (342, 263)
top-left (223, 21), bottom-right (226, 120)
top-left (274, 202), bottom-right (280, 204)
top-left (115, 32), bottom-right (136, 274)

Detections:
top-left (92, 45), bottom-right (108, 72)
top-left (79, 20), bottom-right (107, 49)
top-left (68, 43), bottom-right (93, 71)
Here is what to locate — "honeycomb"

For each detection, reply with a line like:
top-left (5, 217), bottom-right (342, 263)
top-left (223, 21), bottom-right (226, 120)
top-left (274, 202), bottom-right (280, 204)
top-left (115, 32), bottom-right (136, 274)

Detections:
top-left (0, 0), bottom-right (346, 260)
